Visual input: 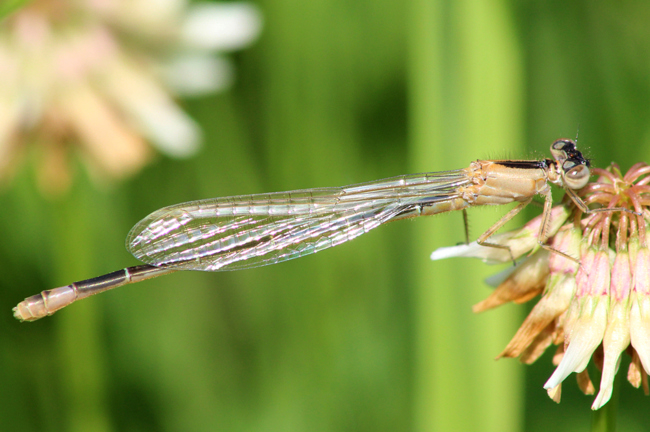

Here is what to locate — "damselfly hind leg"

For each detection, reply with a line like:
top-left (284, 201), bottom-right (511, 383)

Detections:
top-left (462, 209), bottom-right (470, 245)
top-left (474, 187), bottom-right (578, 266)
top-left (475, 199), bottom-right (532, 265)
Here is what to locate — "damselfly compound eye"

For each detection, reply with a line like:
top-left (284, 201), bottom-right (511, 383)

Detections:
top-left (552, 139), bottom-right (574, 151)
top-left (563, 163), bottom-right (590, 190)
top-left (550, 139), bottom-right (573, 161)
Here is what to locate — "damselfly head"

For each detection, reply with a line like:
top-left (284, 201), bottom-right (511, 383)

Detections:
top-left (550, 139), bottom-right (591, 190)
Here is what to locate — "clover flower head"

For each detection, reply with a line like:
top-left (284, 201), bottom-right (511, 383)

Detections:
top-left (431, 162), bottom-right (650, 409)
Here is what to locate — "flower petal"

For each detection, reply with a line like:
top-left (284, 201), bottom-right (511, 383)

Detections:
top-left (627, 350), bottom-right (649, 393)
top-left (0, 99), bottom-right (21, 177)
top-left (102, 58), bottom-right (201, 158)
top-left (544, 296), bottom-right (609, 389)
top-left (430, 205), bottom-right (571, 264)
top-left (162, 54), bottom-right (234, 96)
top-left (592, 251), bottom-right (633, 409)
top-left (577, 369), bottom-right (595, 395)
top-left (545, 249), bottom-right (610, 388)
top-left (547, 384), bottom-right (562, 403)
top-left (519, 321), bottom-right (555, 364)
top-left (430, 241), bottom-right (504, 263)
top-left (59, 83), bottom-right (150, 178)
top-left (630, 246), bottom-right (650, 374)
top-left (498, 273), bottom-right (575, 358)
top-left (593, 307), bottom-right (630, 409)
top-left (182, 3), bottom-right (262, 51)
top-left (474, 250), bottom-right (549, 312)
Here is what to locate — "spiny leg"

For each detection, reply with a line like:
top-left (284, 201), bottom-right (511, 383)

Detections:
top-left (535, 187), bottom-right (580, 264)
top-left (462, 209), bottom-right (470, 245)
top-left (476, 198), bottom-right (532, 265)
top-left (565, 186), bottom-right (640, 216)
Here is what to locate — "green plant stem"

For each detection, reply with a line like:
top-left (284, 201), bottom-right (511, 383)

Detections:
top-left (408, 0), bottom-right (524, 430)
top-left (591, 373), bottom-right (620, 432)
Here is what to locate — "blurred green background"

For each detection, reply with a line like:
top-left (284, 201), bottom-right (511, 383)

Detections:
top-left (2, 1), bottom-right (650, 431)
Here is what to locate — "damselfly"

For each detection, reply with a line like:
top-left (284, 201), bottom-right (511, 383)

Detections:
top-left (14, 139), bottom-right (621, 321)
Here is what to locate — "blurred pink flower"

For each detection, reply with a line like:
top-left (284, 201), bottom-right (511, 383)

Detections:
top-left (0, 0), bottom-right (261, 194)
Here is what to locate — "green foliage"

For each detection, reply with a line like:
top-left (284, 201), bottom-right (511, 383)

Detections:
top-left (0, 0), bottom-right (31, 20)
top-left (2, 1), bottom-right (650, 431)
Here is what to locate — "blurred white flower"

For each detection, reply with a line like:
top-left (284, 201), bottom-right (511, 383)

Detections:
top-left (0, 0), bottom-right (262, 194)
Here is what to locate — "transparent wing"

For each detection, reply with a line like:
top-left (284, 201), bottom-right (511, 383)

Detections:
top-left (126, 170), bottom-right (470, 271)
